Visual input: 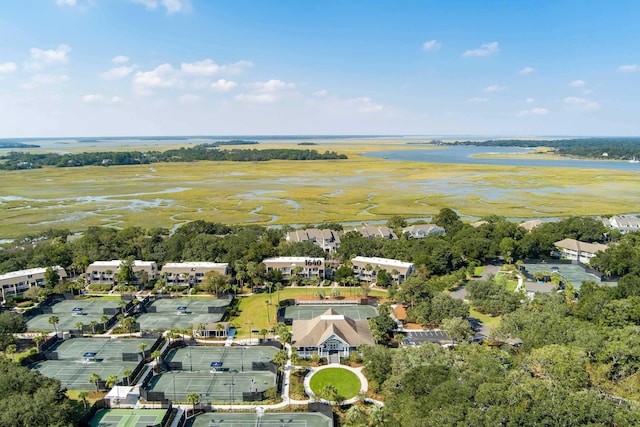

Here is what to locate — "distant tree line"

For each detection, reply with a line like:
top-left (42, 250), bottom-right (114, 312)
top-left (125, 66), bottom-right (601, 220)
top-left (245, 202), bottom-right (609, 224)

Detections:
top-left (451, 137), bottom-right (640, 160)
top-left (0, 143), bottom-right (347, 170)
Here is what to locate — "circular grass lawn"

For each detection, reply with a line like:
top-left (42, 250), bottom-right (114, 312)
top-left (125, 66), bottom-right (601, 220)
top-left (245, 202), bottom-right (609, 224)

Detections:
top-left (309, 368), bottom-right (361, 400)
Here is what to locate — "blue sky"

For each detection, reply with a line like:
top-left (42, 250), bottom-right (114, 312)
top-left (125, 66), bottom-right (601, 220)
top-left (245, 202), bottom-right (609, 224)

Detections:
top-left (1, 0), bottom-right (639, 137)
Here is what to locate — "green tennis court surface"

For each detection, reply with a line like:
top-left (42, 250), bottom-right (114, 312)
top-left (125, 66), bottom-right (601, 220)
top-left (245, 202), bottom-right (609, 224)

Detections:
top-left (29, 337), bottom-right (156, 390)
top-left (522, 263), bottom-right (606, 290)
top-left (147, 346), bottom-right (279, 402)
top-left (165, 346), bottom-right (279, 372)
top-left (186, 412), bottom-right (333, 427)
top-left (90, 409), bottom-right (167, 427)
top-left (137, 298), bottom-right (231, 331)
top-left (283, 304), bottom-right (378, 321)
top-left (26, 299), bottom-right (121, 331)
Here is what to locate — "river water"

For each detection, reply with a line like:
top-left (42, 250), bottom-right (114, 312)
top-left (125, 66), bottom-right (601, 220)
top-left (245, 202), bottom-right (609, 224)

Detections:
top-left (366, 145), bottom-right (640, 173)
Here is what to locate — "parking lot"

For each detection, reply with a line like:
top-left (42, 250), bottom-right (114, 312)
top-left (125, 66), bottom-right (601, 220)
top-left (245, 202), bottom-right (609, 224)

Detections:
top-left (403, 330), bottom-right (451, 346)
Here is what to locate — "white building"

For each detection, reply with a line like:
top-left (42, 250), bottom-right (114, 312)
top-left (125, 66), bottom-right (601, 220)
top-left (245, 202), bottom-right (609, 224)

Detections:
top-left (285, 228), bottom-right (341, 252)
top-left (608, 215), bottom-right (640, 234)
top-left (262, 257), bottom-right (326, 281)
top-left (86, 260), bottom-right (158, 285)
top-left (351, 256), bottom-right (414, 283)
top-left (402, 224), bottom-right (445, 238)
top-left (162, 262), bottom-right (229, 287)
top-left (0, 266), bottom-right (67, 301)
top-left (553, 239), bottom-right (609, 264)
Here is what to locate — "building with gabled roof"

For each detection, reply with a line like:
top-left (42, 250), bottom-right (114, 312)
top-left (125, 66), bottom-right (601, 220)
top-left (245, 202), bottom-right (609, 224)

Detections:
top-left (402, 224), bottom-right (445, 238)
top-left (162, 262), bottom-right (229, 287)
top-left (292, 309), bottom-right (375, 358)
top-left (86, 260), bottom-right (158, 285)
top-left (608, 215), bottom-right (640, 234)
top-left (350, 225), bottom-right (398, 240)
top-left (553, 238), bottom-right (609, 264)
top-left (285, 228), bottom-right (341, 252)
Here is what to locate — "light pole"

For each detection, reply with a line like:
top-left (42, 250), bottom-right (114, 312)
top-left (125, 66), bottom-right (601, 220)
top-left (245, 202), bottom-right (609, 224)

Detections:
top-left (225, 369), bottom-right (239, 412)
top-left (241, 346), bottom-right (245, 372)
top-left (189, 345), bottom-right (192, 372)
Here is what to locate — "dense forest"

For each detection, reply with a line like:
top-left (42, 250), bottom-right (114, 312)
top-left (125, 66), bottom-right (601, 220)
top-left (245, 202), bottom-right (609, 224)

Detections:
top-left (450, 137), bottom-right (640, 160)
top-left (0, 143), bottom-right (347, 170)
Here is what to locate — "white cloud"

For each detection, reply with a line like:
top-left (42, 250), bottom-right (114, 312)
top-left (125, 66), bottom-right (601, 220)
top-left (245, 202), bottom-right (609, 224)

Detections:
top-left (180, 59), bottom-right (253, 76)
top-left (517, 107), bottom-right (548, 117)
top-left (525, 97), bottom-right (535, 103)
top-left (468, 97), bottom-right (489, 103)
top-left (234, 93), bottom-right (278, 104)
top-left (313, 90), bottom-right (328, 97)
top-left (132, 63), bottom-right (181, 94)
top-left (20, 73), bottom-right (69, 90)
top-left (0, 62), bottom-right (17, 74)
top-left (518, 66), bottom-right (534, 75)
top-left (112, 55), bottom-right (129, 64)
top-left (617, 64), bottom-right (638, 73)
top-left (422, 40), bottom-right (442, 51)
top-left (564, 96), bottom-right (600, 111)
top-left (100, 65), bottom-right (135, 80)
top-left (569, 79), bottom-right (585, 88)
top-left (129, 0), bottom-right (191, 14)
top-left (83, 94), bottom-right (124, 104)
top-left (179, 94), bottom-right (200, 104)
top-left (210, 79), bottom-right (237, 92)
top-left (462, 41), bottom-right (499, 57)
top-left (246, 79), bottom-right (296, 92)
top-left (25, 44), bottom-right (71, 72)
top-left (484, 84), bottom-right (506, 93)
top-left (348, 96), bottom-right (383, 113)
top-left (235, 79), bottom-right (297, 104)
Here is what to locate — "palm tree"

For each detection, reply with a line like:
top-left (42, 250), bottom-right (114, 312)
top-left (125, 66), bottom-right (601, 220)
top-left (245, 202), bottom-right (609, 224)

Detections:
top-left (265, 300), bottom-right (271, 325)
top-left (123, 370), bottom-right (132, 386)
top-left (105, 375), bottom-right (119, 389)
top-left (75, 321), bottom-right (84, 334)
top-left (89, 373), bottom-right (101, 393)
top-left (151, 350), bottom-right (162, 365)
top-left (78, 391), bottom-right (89, 409)
top-left (33, 333), bottom-right (46, 353)
top-left (138, 343), bottom-right (147, 359)
top-left (259, 328), bottom-right (268, 340)
top-left (100, 315), bottom-right (109, 332)
top-left (48, 315), bottom-right (60, 335)
top-left (186, 392), bottom-right (200, 416)
top-left (89, 321), bottom-right (98, 335)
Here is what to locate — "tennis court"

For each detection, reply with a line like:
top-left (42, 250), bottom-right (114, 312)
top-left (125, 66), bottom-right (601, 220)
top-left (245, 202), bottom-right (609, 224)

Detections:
top-left (137, 298), bottom-right (231, 331)
top-left (283, 304), bottom-right (378, 321)
top-left (146, 370), bottom-right (276, 403)
top-left (522, 263), bottom-right (603, 290)
top-left (90, 409), bottom-right (167, 427)
top-left (26, 299), bottom-right (121, 332)
top-left (30, 337), bottom-right (157, 390)
top-left (146, 346), bottom-right (279, 403)
top-left (186, 412), bottom-right (333, 427)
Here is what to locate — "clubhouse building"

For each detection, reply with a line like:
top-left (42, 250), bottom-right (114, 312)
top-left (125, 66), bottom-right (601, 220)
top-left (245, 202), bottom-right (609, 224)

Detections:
top-left (162, 262), bottom-right (230, 287)
top-left (0, 266), bottom-right (67, 301)
top-left (291, 309), bottom-right (375, 358)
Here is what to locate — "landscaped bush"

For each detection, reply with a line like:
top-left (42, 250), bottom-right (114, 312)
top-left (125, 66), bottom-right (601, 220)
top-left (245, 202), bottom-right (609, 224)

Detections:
top-left (88, 283), bottom-right (112, 292)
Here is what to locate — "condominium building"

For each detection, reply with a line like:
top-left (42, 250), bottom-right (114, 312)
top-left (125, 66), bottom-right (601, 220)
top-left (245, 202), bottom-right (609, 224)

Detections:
top-left (162, 262), bottom-right (230, 286)
top-left (553, 239), bottom-right (609, 264)
top-left (351, 256), bottom-right (414, 283)
top-left (0, 266), bottom-right (67, 301)
top-left (262, 257), bottom-right (326, 281)
top-left (285, 228), bottom-right (341, 252)
top-left (86, 260), bottom-right (158, 285)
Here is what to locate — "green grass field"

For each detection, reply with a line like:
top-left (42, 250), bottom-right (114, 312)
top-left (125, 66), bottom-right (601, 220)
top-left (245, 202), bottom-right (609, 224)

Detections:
top-left (469, 308), bottom-right (502, 329)
top-left (2, 139), bottom-right (640, 238)
top-left (309, 368), bottom-right (361, 400)
top-left (233, 287), bottom-right (387, 337)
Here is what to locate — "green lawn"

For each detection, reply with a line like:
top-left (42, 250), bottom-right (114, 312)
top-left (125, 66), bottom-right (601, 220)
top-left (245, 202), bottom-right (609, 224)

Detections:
top-left (505, 280), bottom-right (519, 292)
top-left (233, 287), bottom-right (387, 338)
top-left (469, 308), bottom-right (501, 329)
top-left (309, 368), bottom-right (361, 400)
top-left (473, 266), bottom-right (485, 277)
